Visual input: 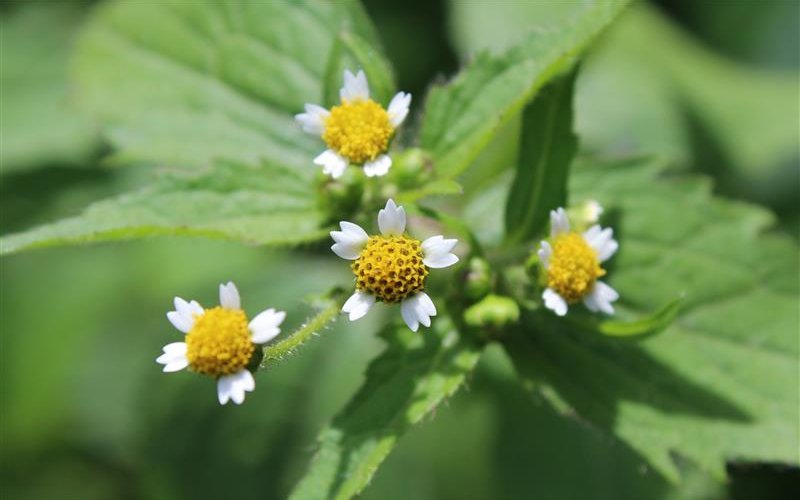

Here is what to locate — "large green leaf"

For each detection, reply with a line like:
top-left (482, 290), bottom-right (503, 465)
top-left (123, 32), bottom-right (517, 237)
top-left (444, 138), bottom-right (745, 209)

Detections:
top-left (507, 158), bottom-right (799, 481)
top-left (419, 0), bottom-right (630, 179)
top-left (290, 317), bottom-right (482, 500)
top-left (4, 0), bottom-right (391, 253)
top-left (504, 70), bottom-right (577, 243)
top-left (73, 0), bottom-right (383, 170)
top-left (0, 161), bottom-right (326, 255)
top-left (1, 2), bottom-right (98, 172)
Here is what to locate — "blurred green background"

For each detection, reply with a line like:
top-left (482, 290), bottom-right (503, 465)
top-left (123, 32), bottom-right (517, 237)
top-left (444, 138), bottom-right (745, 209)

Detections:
top-left (1, 0), bottom-right (798, 499)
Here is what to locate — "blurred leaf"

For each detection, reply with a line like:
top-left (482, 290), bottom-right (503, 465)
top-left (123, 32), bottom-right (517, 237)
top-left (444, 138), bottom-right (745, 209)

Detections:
top-left (419, 0), bottom-right (630, 178)
top-left (0, 161), bottom-right (326, 255)
top-left (0, 2), bottom-right (98, 172)
top-left (577, 5), bottom-right (799, 201)
top-left (504, 70), bottom-right (577, 243)
top-left (507, 157), bottom-right (799, 481)
top-left (290, 318), bottom-right (482, 500)
top-left (597, 297), bottom-right (683, 338)
top-left (323, 31), bottom-right (397, 108)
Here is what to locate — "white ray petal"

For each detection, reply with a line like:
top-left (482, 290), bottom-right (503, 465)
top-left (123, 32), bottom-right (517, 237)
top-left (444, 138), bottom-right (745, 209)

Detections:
top-left (156, 342), bottom-right (189, 372)
top-left (363, 154), bottom-right (392, 177)
top-left (342, 291), bottom-right (375, 321)
top-left (549, 208), bottom-right (570, 238)
top-left (542, 288), bottom-right (568, 316)
top-left (314, 149), bottom-right (348, 179)
top-left (583, 225), bottom-right (618, 262)
top-left (421, 235), bottom-right (459, 268)
top-left (295, 103), bottom-right (330, 135)
top-left (217, 375), bottom-right (234, 405)
top-left (167, 311), bottom-right (193, 333)
top-left (378, 198), bottom-right (406, 235)
top-left (249, 308), bottom-right (286, 344)
top-left (584, 281), bottom-right (619, 315)
top-left (387, 91), bottom-right (411, 127)
top-left (219, 281), bottom-right (241, 310)
top-left (330, 221), bottom-right (369, 260)
top-left (538, 240), bottom-right (553, 269)
top-left (401, 292), bottom-right (437, 332)
top-left (340, 69), bottom-right (370, 101)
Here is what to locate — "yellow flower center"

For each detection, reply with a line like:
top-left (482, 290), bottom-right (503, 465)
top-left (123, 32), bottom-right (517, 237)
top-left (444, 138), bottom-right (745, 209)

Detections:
top-left (185, 307), bottom-right (254, 377)
top-left (547, 233), bottom-right (606, 303)
top-left (351, 235), bottom-right (428, 303)
top-left (323, 99), bottom-right (393, 164)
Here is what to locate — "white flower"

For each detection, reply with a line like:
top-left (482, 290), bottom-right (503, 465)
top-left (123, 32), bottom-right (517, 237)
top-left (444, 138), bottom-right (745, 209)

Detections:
top-left (331, 199), bottom-right (459, 332)
top-left (156, 282), bottom-right (286, 405)
top-left (537, 207), bottom-right (619, 316)
top-left (295, 69), bottom-right (411, 179)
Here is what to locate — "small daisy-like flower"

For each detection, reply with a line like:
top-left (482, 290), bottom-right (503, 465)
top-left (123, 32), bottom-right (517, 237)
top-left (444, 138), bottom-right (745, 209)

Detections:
top-left (331, 199), bottom-right (458, 332)
top-left (295, 69), bottom-right (411, 179)
top-left (537, 207), bottom-right (619, 317)
top-left (156, 282), bottom-right (286, 405)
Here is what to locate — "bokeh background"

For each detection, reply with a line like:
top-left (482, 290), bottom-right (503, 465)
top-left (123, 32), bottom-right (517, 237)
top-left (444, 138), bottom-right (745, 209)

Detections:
top-left (2, 0), bottom-right (798, 499)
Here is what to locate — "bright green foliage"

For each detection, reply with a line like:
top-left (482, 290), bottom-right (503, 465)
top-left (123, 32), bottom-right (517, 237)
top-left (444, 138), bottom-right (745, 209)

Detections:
top-left (0, 161), bottom-right (326, 254)
top-left (420, 0), bottom-right (630, 178)
top-left (290, 318), bottom-right (482, 500)
top-left (1, 3), bottom-right (98, 171)
top-left (507, 158), bottom-right (799, 481)
top-left (504, 70), bottom-right (577, 243)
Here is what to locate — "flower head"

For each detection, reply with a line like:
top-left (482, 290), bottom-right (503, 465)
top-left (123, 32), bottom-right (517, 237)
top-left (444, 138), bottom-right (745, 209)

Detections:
top-left (331, 199), bottom-right (458, 331)
top-left (296, 70), bottom-right (411, 179)
top-left (538, 207), bottom-right (619, 316)
top-left (156, 282), bottom-right (286, 405)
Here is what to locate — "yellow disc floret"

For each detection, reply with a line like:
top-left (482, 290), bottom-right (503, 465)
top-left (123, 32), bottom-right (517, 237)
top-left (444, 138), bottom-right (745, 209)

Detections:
top-left (547, 233), bottom-right (605, 303)
top-left (185, 307), bottom-right (254, 377)
top-left (351, 235), bottom-right (428, 303)
top-left (323, 99), bottom-right (393, 164)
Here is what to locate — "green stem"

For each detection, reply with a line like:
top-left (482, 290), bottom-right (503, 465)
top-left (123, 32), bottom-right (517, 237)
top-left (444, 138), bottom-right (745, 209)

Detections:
top-left (260, 298), bottom-right (341, 366)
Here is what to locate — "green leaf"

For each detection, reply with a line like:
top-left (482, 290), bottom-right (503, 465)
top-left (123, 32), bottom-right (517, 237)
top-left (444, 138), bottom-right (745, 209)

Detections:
top-left (1, 2), bottom-right (98, 172)
top-left (0, 161), bottom-right (326, 255)
top-left (72, 0), bottom-right (388, 170)
top-left (290, 317), bottom-right (482, 500)
top-left (597, 297), bottom-right (683, 339)
top-left (323, 31), bottom-right (397, 108)
top-left (506, 157), bottom-right (799, 481)
top-left (504, 69), bottom-right (578, 243)
top-left (419, 0), bottom-right (630, 178)
top-left (5, 0), bottom-right (393, 253)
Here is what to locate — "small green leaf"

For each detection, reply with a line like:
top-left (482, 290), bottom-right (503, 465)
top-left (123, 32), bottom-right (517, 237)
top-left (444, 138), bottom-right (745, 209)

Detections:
top-left (289, 317), bottom-right (482, 500)
top-left (419, 0), bottom-right (630, 178)
top-left (323, 31), bottom-right (396, 108)
top-left (504, 69), bottom-right (578, 243)
top-left (598, 297), bottom-right (683, 339)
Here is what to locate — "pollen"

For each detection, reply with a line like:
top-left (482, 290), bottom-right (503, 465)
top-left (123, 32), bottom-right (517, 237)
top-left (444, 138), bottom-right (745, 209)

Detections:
top-left (351, 235), bottom-right (428, 303)
top-left (547, 233), bottom-right (606, 303)
top-left (323, 99), bottom-right (393, 164)
top-left (185, 307), bottom-right (254, 377)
